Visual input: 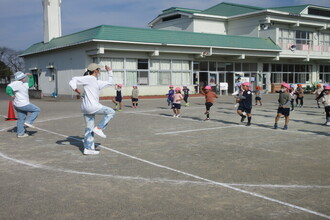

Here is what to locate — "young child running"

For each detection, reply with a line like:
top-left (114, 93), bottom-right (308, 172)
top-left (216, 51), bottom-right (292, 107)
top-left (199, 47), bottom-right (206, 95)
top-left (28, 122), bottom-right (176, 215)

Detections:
top-left (321, 85), bottom-right (330, 126)
top-left (69, 64), bottom-right (115, 155)
top-left (236, 82), bottom-right (252, 126)
top-left (200, 85), bottom-right (218, 121)
top-left (274, 82), bottom-right (291, 130)
top-left (112, 84), bottom-right (123, 111)
top-left (313, 84), bottom-right (323, 108)
top-left (172, 87), bottom-right (183, 117)
top-left (295, 83), bottom-right (304, 107)
top-left (182, 85), bottom-right (190, 106)
top-left (289, 84), bottom-right (296, 111)
top-left (255, 85), bottom-right (262, 106)
top-left (166, 85), bottom-right (175, 107)
top-left (131, 85), bottom-right (139, 108)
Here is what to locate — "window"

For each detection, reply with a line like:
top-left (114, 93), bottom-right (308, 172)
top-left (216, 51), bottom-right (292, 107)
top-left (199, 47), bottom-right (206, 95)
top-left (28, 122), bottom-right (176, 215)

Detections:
top-left (126, 59), bottom-right (149, 85)
top-left (320, 33), bottom-right (330, 52)
top-left (296, 30), bottom-right (313, 45)
top-left (319, 65), bottom-right (330, 83)
top-left (270, 64), bottom-right (311, 83)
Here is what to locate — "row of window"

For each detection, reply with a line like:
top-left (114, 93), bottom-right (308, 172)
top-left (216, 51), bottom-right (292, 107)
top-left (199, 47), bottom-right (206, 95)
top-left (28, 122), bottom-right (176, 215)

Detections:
top-left (94, 58), bottom-right (330, 85)
top-left (279, 28), bottom-right (330, 48)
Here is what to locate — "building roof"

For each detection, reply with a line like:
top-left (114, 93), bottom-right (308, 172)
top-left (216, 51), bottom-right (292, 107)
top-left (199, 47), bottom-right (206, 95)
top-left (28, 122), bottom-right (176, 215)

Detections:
top-left (153, 2), bottom-right (330, 19)
top-left (201, 2), bottom-right (264, 16)
top-left (21, 25), bottom-right (280, 56)
top-left (161, 7), bottom-right (202, 15)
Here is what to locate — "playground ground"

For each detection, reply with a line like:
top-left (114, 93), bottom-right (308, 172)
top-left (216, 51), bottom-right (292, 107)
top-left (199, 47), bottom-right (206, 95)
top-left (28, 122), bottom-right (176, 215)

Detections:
top-left (0, 91), bottom-right (329, 220)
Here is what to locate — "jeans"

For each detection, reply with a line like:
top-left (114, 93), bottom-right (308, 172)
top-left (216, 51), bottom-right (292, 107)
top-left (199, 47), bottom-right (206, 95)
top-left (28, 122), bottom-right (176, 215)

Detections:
top-left (83, 106), bottom-right (115, 150)
top-left (14, 104), bottom-right (40, 136)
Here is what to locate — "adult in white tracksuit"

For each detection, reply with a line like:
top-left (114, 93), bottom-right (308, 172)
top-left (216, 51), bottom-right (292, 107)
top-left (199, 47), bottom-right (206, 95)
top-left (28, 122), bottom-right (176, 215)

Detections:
top-left (69, 63), bottom-right (116, 155)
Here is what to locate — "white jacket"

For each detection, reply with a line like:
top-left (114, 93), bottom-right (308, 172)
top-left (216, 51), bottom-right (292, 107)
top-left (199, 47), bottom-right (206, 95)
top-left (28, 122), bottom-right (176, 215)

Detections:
top-left (69, 71), bottom-right (113, 114)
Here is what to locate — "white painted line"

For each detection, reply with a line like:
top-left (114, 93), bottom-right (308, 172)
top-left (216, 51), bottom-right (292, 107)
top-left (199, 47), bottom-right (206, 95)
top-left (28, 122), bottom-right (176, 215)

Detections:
top-left (155, 124), bottom-right (244, 135)
top-left (8, 125), bottom-right (329, 219)
top-left (1, 151), bottom-right (329, 190)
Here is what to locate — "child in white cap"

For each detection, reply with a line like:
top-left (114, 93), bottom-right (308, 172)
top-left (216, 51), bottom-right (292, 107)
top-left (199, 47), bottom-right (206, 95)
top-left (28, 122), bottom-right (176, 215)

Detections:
top-left (6, 71), bottom-right (40, 137)
top-left (69, 63), bottom-right (115, 155)
top-left (274, 82), bottom-right (291, 130)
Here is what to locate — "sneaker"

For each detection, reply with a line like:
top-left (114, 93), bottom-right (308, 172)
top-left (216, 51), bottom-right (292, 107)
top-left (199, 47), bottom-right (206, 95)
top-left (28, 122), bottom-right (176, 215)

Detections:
top-left (118, 109), bottom-right (122, 112)
top-left (24, 122), bottom-right (36, 128)
top-left (176, 114), bottom-right (180, 118)
top-left (185, 103), bottom-right (190, 107)
top-left (83, 149), bottom-right (100, 155)
top-left (93, 127), bottom-right (106, 138)
top-left (283, 125), bottom-right (288, 130)
top-left (246, 122), bottom-right (251, 126)
top-left (326, 122), bottom-right (330, 126)
top-left (232, 91), bottom-right (238, 96)
top-left (204, 118), bottom-right (210, 121)
top-left (17, 133), bottom-right (29, 138)
top-left (234, 103), bottom-right (239, 108)
top-left (240, 115), bottom-right (246, 122)
top-left (173, 115), bottom-right (176, 118)
top-left (273, 123), bottom-right (278, 129)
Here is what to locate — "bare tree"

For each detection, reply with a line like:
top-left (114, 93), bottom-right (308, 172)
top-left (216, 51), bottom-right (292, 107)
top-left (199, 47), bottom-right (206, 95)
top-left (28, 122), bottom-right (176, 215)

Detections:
top-left (0, 47), bottom-right (25, 73)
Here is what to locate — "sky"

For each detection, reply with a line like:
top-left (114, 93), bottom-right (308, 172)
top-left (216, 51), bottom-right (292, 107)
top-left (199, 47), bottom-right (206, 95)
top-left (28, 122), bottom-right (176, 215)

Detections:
top-left (1, 0), bottom-right (330, 51)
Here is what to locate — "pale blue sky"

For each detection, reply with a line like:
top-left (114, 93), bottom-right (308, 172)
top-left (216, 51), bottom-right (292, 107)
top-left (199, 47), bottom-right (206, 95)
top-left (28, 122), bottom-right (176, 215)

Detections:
top-left (1, 0), bottom-right (330, 51)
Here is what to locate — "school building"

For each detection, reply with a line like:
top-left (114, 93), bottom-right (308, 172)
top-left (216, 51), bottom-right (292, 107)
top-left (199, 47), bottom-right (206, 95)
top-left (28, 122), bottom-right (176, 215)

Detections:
top-left (21, 1), bottom-right (330, 97)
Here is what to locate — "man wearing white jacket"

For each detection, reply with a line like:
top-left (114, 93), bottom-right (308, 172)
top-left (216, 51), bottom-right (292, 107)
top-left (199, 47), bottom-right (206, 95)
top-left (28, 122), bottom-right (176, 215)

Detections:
top-left (69, 63), bottom-right (116, 155)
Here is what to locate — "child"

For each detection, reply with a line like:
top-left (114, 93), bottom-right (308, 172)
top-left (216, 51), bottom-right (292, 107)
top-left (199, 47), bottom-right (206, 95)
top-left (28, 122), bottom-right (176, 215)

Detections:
top-left (166, 85), bottom-right (175, 106)
top-left (131, 85), bottom-right (139, 108)
top-left (295, 83), bottom-right (304, 107)
top-left (289, 84), bottom-right (296, 111)
top-left (112, 84), bottom-right (123, 111)
top-left (182, 85), bottom-right (190, 106)
top-left (200, 85), bottom-right (218, 121)
top-left (255, 85), bottom-right (262, 106)
top-left (232, 77), bottom-right (243, 107)
top-left (274, 82), bottom-right (291, 130)
top-left (313, 84), bottom-right (323, 108)
top-left (172, 87), bottom-right (183, 117)
top-left (321, 85), bottom-right (330, 126)
top-left (237, 82), bottom-right (252, 126)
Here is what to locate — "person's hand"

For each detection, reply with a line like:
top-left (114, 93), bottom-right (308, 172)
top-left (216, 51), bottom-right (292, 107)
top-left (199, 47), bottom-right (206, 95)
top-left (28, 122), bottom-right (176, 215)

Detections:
top-left (74, 88), bottom-right (81, 94)
top-left (105, 65), bottom-right (112, 71)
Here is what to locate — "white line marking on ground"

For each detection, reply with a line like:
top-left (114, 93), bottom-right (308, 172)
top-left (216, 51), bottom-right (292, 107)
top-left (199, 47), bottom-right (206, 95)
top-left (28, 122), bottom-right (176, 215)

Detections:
top-left (1, 151), bottom-right (329, 190)
top-left (2, 125), bottom-right (328, 219)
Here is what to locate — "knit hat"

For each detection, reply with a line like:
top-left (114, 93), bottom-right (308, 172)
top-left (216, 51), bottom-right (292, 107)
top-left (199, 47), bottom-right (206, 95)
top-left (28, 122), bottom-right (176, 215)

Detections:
top-left (87, 63), bottom-right (103, 72)
top-left (14, 71), bottom-right (27, 81)
top-left (204, 85), bottom-right (212, 90)
top-left (169, 85), bottom-right (174, 88)
top-left (242, 82), bottom-right (250, 86)
top-left (325, 85), bottom-right (330, 90)
top-left (175, 87), bottom-right (181, 91)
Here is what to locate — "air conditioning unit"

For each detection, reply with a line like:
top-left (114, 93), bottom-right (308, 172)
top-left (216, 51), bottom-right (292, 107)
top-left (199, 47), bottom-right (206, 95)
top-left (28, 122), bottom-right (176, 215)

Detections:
top-left (289, 45), bottom-right (296, 51)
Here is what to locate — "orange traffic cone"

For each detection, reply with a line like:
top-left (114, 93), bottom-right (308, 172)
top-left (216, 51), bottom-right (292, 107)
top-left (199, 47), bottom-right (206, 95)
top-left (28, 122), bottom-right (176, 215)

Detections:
top-left (6, 100), bottom-right (17, 121)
